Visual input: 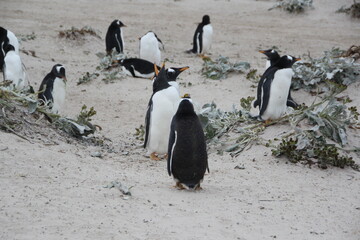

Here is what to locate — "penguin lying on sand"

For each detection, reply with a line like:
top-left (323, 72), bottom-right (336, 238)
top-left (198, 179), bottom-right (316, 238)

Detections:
top-left (119, 58), bottom-right (159, 79)
top-left (144, 64), bottom-right (180, 160)
top-left (167, 95), bottom-right (209, 190)
top-left (2, 42), bottom-right (27, 90)
top-left (38, 64), bottom-right (67, 114)
top-left (254, 49), bottom-right (298, 109)
top-left (105, 20), bottom-right (126, 55)
top-left (255, 55), bottom-right (300, 121)
top-left (186, 15), bottom-right (213, 56)
top-left (139, 31), bottom-right (163, 66)
top-left (1, 26), bottom-right (19, 72)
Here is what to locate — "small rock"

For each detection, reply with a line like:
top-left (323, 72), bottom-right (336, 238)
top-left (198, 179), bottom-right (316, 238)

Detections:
top-left (90, 151), bottom-right (102, 158)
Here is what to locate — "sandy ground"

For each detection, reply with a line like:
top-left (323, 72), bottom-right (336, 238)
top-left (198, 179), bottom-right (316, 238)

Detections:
top-left (1, 0), bottom-right (360, 239)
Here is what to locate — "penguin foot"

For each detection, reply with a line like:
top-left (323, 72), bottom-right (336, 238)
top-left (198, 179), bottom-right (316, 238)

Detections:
top-left (264, 119), bottom-right (272, 126)
top-left (195, 184), bottom-right (202, 191)
top-left (199, 54), bottom-right (211, 61)
top-left (175, 182), bottom-right (186, 190)
top-left (150, 152), bottom-right (161, 161)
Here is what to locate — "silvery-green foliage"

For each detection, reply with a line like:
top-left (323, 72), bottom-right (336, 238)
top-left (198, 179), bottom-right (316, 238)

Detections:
top-left (201, 56), bottom-right (250, 80)
top-left (292, 48), bottom-right (360, 90)
top-left (269, 0), bottom-right (313, 13)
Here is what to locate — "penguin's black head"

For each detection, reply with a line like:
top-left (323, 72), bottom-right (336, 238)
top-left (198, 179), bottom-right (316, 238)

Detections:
top-left (111, 20), bottom-right (126, 28)
top-left (166, 66), bottom-right (189, 82)
top-left (153, 64), bottom-right (170, 92)
top-left (202, 15), bottom-right (210, 25)
top-left (52, 64), bottom-right (66, 80)
top-left (276, 55), bottom-right (301, 68)
top-left (176, 97), bottom-right (195, 116)
top-left (259, 49), bottom-right (280, 61)
top-left (3, 43), bottom-right (15, 54)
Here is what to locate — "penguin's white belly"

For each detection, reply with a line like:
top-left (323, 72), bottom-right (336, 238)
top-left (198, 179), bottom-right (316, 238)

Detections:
top-left (4, 52), bottom-right (26, 89)
top-left (262, 69), bottom-right (293, 120)
top-left (7, 30), bottom-right (19, 54)
top-left (168, 81), bottom-right (180, 96)
top-left (148, 87), bottom-right (180, 154)
top-left (140, 37), bottom-right (161, 65)
top-left (51, 78), bottom-right (66, 114)
top-left (202, 25), bottom-right (213, 54)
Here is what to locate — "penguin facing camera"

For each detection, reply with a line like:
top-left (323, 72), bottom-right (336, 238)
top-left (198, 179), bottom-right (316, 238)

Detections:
top-left (38, 64), bottom-right (67, 114)
top-left (186, 15), bottom-right (213, 56)
top-left (105, 20), bottom-right (126, 55)
top-left (139, 31), bottom-right (164, 66)
top-left (144, 64), bottom-right (180, 160)
top-left (2, 42), bottom-right (27, 90)
top-left (167, 95), bottom-right (209, 190)
top-left (254, 49), bottom-right (299, 110)
top-left (255, 55), bottom-right (301, 122)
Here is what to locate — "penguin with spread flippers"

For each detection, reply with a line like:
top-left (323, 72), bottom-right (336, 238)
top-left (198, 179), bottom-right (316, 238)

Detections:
top-left (167, 95), bottom-right (208, 190)
top-left (186, 15), bottom-right (213, 56)
top-left (1, 27), bottom-right (19, 72)
top-left (38, 64), bottom-right (67, 114)
top-left (139, 31), bottom-right (164, 66)
top-left (144, 64), bottom-right (180, 160)
top-left (105, 20), bottom-right (126, 55)
top-left (2, 42), bottom-right (27, 90)
top-left (256, 55), bottom-right (300, 121)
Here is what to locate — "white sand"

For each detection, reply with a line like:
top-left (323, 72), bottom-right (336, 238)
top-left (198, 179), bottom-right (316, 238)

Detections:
top-left (1, 0), bottom-right (359, 239)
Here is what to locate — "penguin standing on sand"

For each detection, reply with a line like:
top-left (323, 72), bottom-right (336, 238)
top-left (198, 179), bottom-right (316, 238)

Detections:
top-left (2, 43), bottom-right (27, 89)
top-left (256, 55), bottom-right (301, 121)
top-left (167, 95), bottom-right (209, 190)
top-left (139, 31), bottom-right (164, 66)
top-left (144, 64), bottom-right (180, 160)
top-left (1, 27), bottom-right (20, 71)
top-left (187, 15), bottom-right (213, 55)
top-left (38, 64), bottom-right (67, 114)
top-left (105, 20), bottom-right (126, 55)
top-left (254, 49), bottom-right (298, 109)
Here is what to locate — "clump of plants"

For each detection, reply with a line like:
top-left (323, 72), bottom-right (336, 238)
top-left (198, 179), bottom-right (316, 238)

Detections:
top-left (269, 0), bottom-right (313, 13)
top-left (292, 48), bottom-right (360, 90)
top-left (77, 72), bottom-right (100, 85)
top-left (201, 56), bottom-right (250, 80)
top-left (19, 32), bottom-right (36, 42)
top-left (58, 26), bottom-right (101, 40)
top-left (336, 1), bottom-right (360, 18)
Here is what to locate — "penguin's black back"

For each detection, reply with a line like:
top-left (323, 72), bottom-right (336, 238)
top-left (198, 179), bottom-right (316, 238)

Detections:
top-left (105, 20), bottom-right (123, 53)
top-left (0, 27), bottom-right (9, 71)
top-left (120, 58), bottom-right (160, 76)
top-left (167, 99), bottom-right (208, 187)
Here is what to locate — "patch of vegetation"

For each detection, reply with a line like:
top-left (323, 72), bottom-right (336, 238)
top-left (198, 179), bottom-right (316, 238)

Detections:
top-left (19, 32), bottom-right (36, 42)
top-left (201, 56), bottom-right (250, 80)
top-left (292, 48), bottom-right (360, 91)
top-left (134, 124), bottom-right (145, 141)
top-left (77, 72), bottom-right (100, 85)
top-left (336, 1), bottom-right (360, 18)
top-left (58, 26), bottom-right (101, 40)
top-left (269, 0), bottom-right (313, 13)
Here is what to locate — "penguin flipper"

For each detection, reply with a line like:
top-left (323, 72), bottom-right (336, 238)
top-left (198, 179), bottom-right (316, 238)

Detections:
top-left (286, 91), bottom-right (298, 108)
top-left (259, 77), bottom-right (272, 117)
top-left (167, 122), bottom-right (176, 176)
top-left (144, 98), bottom-right (153, 148)
top-left (129, 66), bottom-right (137, 78)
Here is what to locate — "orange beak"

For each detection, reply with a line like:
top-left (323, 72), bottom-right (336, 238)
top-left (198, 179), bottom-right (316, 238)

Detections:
top-left (295, 58), bottom-right (301, 62)
top-left (259, 50), bottom-right (266, 54)
top-left (154, 64), bottom-right (159, 76)
top-left (179, 66), bottom-right (189, 72)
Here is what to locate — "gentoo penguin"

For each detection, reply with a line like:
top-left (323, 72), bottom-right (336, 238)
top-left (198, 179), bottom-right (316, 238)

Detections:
top-left (105, 20), bottom-right (126, 55)
top-left (187, 15), bottom-right (213, 55)
top-left (1, 27), bottom-right (20, 71)
top-left (119, 58), bottom-right (160, 79)
top-left (38, 64), bottom-right (67, 114)
top-left (257, 55), bottom-right (300, 121)
top-left (2, 43), bottom-right (27, 90)
top-left (166, 66), bottom-right (189, 95)
top-left (167, 95), bottom-right (209, 190)
top-left (144, 64), bottom-right (180, 160)
top-left (254, 49), bottom-right (298, 109)
top-left (139, 31), bottom-right (164, 66)
top-left (259, 49), bottom-right (280, 69)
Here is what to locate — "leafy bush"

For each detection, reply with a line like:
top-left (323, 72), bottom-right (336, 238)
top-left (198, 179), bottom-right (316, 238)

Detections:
top-left (201, 56), bottom-right (250, 80)
top-left (269, 0), bottom-right (313, 13)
